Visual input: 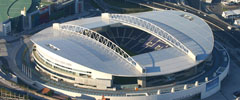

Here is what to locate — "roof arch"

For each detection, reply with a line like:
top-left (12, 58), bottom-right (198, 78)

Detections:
top-left (52, 23), bottom-right (145, 73)
top-left (102, 13), bottom-right (196, 61)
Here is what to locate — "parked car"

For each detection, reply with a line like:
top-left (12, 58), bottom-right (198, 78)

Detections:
top-left (233, 90), bottom-right (240, 98)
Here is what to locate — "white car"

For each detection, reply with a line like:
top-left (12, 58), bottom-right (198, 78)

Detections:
top-left (233, 90), bottom-right (240, 99)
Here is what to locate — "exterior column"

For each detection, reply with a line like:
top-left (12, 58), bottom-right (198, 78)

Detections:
top-left (75, 0), bottom-right (79, 14)
top-left (137, 77), bottom-right (146, 88)
top-left (75, 0), bottom-right (84, 14)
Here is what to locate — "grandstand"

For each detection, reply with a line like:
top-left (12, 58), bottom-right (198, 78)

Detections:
top-left (97, 25), bottom-right (170, 56)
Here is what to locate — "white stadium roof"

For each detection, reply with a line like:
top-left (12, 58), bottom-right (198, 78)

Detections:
top-left (31, 11), bottom-right (214, 77)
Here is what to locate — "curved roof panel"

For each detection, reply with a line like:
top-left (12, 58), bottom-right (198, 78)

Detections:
top-left (31, 11), bottom-right (214, 76)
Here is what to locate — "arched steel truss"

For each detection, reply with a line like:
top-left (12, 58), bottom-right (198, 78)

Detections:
top-left (54, 23), bottom-right (144, 73)
top-left (104, 13), bottom-right (196, 61)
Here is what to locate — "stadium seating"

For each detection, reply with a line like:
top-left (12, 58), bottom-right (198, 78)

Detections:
top-left (98, 26), bottom-right (170, 56)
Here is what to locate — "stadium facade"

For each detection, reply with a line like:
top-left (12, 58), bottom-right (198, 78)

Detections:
top-left (30, 11), bottom-right (229, 100)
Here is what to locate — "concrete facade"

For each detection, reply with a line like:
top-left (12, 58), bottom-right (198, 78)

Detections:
top-left (32, 44), bottom-right (113, 90)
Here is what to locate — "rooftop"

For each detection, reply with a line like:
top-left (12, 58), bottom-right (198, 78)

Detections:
top-left (31, 11), bottom-right (214, 76)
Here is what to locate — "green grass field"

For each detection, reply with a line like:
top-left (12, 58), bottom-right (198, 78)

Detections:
top-left (0, 0), bottom-right (32, 22)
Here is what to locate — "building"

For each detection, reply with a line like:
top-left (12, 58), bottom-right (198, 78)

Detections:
top-left (0, 23), bottom-right (3, 36)
top-left (222, 0), bottom-right (240, 3)
top-left (221, 0), bottom-right (240, 5)
top-left (222, 9), bottom-right (240, 19)
top-left (25, 0), bottom-right (84, 30)
top-left (203, 0), bottom-right (213, 4)
top-left (234, 19), bottom-right (240, 25)
top-left (0, 20), bottom-right (11, 36)
top-left (30, 11), bottom-right (229, 100)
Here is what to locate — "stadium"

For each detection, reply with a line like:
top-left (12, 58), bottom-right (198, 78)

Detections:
top-left (29, 10), bottom-right (229, 100)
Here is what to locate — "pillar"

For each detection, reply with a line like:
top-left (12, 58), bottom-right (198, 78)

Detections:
top-left (171, 87), bottom-right (175, 93)
top-left (195, 81), bottom-right (198, 87)
top-left (137, 77), bottom-right (146, 88)
top-left (184, 84), bottom-right (187, 90)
